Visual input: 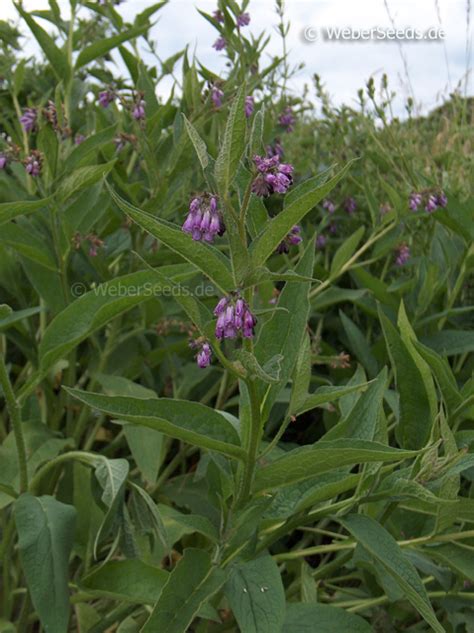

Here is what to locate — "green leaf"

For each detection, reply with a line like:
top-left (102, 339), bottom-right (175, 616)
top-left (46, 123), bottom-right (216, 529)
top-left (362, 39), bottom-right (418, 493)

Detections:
top-left (338, 514), bottom-right (444, 633)
top-left (64, 125), bottom-right (117, 172)
top-left (0, 198), bottom-right (52, 226)
top-left (294, 382), bottom-right (371, 417)
top-left (182, 115), bottom-right (209, 170)
top-left (224, 555), bottom-right (285, 633)
top-left (339, 310), bottom-right (378, 378)
top-left (75, 25), bottom-right (149, 68)
top-left (56, 162), bottom-right (115, 202)
top-left (93, 458), bottom-right (129, 554)
top-left (421, 330), bottom-right (474, 357)
top-left (214, 85), bottom-right (246, 194)
top-left (283, 603), bottom-right (372, 632)
top-left (248, 106), bottom-right (264, 157)
top-left (379, 306), bottom-right (435, 449)
top-left (14, 494), bottom-right (76, 633)
top-left (107, 185), bottom-right (234, 292)
top-left (425, 543), bottom-right (474, 581)
top-left (37, 267), bottom-right (192, 379)
top-left (141, 548), bottom-right (226, 633)
top-left (413, 340), bottom-right (462, 414)
top-left (81, 560), bottom-right (168, 604)
top-left (15, 4), bottom-right (69, 81)
top-left (330, 226), bottom-right (365, 276)
top-left (65, 388), bottom-right (246, 461)
top-left (234, 350), bottom-right (282, 384)
top-left (255, 238), bottom-right (314, 419)
top-left (254, 439), bottom-right (420, 491)
top-left (249, 161), bottom-right (354, 268)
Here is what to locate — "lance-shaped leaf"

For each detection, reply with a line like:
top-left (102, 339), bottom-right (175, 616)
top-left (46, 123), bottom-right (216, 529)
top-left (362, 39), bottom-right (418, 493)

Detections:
top-left (338, 514), bottom-right (444, 633)
top-left (65, 388), bottom-right (246, 461)
top-left (15, 4), bottom-right (69, 81)
top-left (92, 458), bottom-right (129, 555)
top-left (294, 381), bottom-right (371, 416)
top-left (224, 555), bottom-right (285, 633)
top-left (14, 494), bottom-right (76, 633)
top-left (38, 267), bottom-right (193, 376)
top-left (249, 160), bottom-right (354, 268)
top-left (56, 162), bottom-right (115, 202)
top-left (254, 439), bottom-right (420, 492)
top-left (182, 114), bottom-right (209, 170)
top-left (107, 185), bottom-right (234, 292)
top-left (284, 604), bottom-right (372, 632)
top-left (75, 25), bottom-right (149, 68)
top-left (214, 86), bottom-right (246, 194)
top-left (141, 548), bottom-right (226, 633)
top-left (0, 198), bottom-right (52, 226)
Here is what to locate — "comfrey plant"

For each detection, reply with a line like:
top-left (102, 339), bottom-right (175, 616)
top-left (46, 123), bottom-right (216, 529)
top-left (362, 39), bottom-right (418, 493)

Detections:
top-left (0, 2), bottom-right (473, 633)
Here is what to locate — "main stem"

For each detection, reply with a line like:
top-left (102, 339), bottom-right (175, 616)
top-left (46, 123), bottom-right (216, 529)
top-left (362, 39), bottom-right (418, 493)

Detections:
top-left (0, 354), bottom-right (28, 493)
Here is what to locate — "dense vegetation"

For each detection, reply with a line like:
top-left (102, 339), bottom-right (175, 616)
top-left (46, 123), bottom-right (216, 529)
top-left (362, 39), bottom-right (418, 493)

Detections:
top-left (0, 1), bottom-right (473, 631)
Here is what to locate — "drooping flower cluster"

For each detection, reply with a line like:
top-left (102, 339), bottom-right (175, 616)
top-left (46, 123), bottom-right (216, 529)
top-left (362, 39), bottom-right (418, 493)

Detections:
top-left (20, 108), bottom-right (37, 132)
top-left (344, 197), bottom-right (357, 214)
top-left (72, 232), bottom-right (105, 257)
top-left (214, 295), bottom-right (257, 340)
top-left (236, 12), bottom-right (250, 27)
top-left (211, 86), bottom-right (224, 108)
top-left (244, 96), bottom-right (254, 118)
top-left (266, 139), bottom-right (284, 159)
top-left (189, 339), bottom-right (212, 368)
top-left (24, 151), bottom-right (42, 176)
top-left (182, 195), bottom-right (225, 243)
top-left (212, 9), bottom-right (224, 23)
top-left (276, 225), bottom-right (302, 254)
top-left (213, 36), bottom-right (226, 51)
top-left (409, 190), bottom-right (447, 213)
top-left (98, 89), bottom-right (115, 108)
top-left (322, 199), bottom-right (335, 214)
top-left (316, 234), bottom-right (327, 250)
top-left (251, 154), bottom-right (294, 197)
top-left (395, 243), bottom-right (410, 266)
top-left (0, 154), bottom-right (7, 169)
top-left (132, 98), bottom-right (146, 121)
top-left (278, 106), bottom-right (295, 133)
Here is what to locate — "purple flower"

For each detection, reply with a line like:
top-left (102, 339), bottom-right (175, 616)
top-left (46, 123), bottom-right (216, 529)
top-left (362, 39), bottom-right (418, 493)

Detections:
top-left (0, 154), bottom-right (7, 169)
top-left (436, 191), bottom-right (448, 208)
top-left (408, 192), bottom-right (422, 212)
top-left (277, 225), bottom-right (302, 254)
top-left (344, 197), bottom-right (357, 214)
top-left (278, 106), bottom-right (295, 133)
top-left (328, 221), bottom-right (338, 235)
top-left (192, 340), bottom-right (212, 368)
top-left (251, 154), bottom-right (293, 197)
top-left (213, 36), bottom-right (226, 51)
top-left (20, 108), bottom-right (37, 133)
top-left (316, 234), bottom-right (327, 250)
top-left (395, 243), bottom-right (410, 266)
top-left (212, 9), bottom-right (224, 22)
top-left (98, 90), bottom-right (115, 108)
top-left (132, 99), bottom-right (146, 120)
top-left (24, 152), bottom-right (42, 177)
top-left (425, 194), bottom-right (438, 213)
top-left (215, 294), bottom-right (257, 340)
top-left (74, 134), bottom-right (86, 145)
top-left (182, 194), bottom-right (225, 243)
top-left (236, 12), bottom-right (250, 27)
top-left (211, 86), bottom-right (224, 108)
top-left (266, 139), bottom-right (284, 159)
top-left (322, 199), bottom-right (336, 214)
top-left (244, 96), bottom-right (254, 118)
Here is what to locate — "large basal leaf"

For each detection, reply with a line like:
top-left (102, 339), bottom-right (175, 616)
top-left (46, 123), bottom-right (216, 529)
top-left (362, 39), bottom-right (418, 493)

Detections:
top-left (379, 306), bottom-right (435, 449)
top-left (283, 603), bottom-right (372, 632)
top-left (254, 439), bottom-right (420, 492)
top-left (339, 514), bottom-right (444, 633)
top-left (224, 555), bottom-right (286, 633)
top-left (81, 560), bottom-right (168, 604)
top-left (141, 548), bottom-right (226, 633)
top-left (14, 494), bottom-right (77, 633)
top-left (38, 267), bottom-right (191, 377)
top-left (107, 185), bottom-right (234, 292)
top-left (65, 388), bottom-right (246, 461)
top-left (0, 198), bottom-right (52, 226)
top-left (249, 161), bottom-right (354, 268)
top-left (214, 85), bottom-right (246, 194)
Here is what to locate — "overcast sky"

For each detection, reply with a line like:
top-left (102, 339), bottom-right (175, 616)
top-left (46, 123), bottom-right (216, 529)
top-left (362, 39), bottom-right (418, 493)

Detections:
top-left (5, 0), bottom-right (473, 116)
